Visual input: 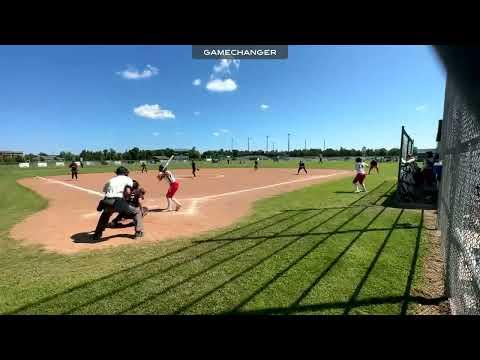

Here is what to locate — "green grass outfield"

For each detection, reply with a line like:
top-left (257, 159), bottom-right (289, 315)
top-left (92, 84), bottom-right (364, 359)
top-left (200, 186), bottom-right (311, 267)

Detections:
top-left (0, 161), bottom-right (429, 315)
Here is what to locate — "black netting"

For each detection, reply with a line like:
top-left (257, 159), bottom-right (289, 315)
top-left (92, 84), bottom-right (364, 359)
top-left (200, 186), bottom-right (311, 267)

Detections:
top-left (439, 75), bottom-right (480, 314)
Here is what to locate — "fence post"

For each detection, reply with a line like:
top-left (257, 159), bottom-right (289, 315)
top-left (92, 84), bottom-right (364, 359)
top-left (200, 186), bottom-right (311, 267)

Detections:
top-left (397, 126), bottom-right (405, 198)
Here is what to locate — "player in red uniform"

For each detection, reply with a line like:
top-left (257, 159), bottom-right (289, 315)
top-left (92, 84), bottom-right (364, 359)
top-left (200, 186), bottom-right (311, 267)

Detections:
top-left (157, 165), bottom-right (182, 211)
top-left (353, 157), bottom-right (369, 193)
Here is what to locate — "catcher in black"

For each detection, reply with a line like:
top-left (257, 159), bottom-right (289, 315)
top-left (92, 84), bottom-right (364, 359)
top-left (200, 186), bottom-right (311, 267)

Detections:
top-left (369, 159), bottom-right (379, 174)
top-left (191, 160), bottom-right (199, 177)
top-left (109, 180), bottom-right (148, 227)
top-left (297, 160), bottom-right (307, 175)
top-left (69, 161), bottom-right (79, 180)
top-left (141, 162), bottom-right (147, 173)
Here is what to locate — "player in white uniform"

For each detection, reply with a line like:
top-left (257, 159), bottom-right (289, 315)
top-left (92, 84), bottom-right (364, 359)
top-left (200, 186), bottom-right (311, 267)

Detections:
top-left (353, 157), bottom-right (369, 193)
top-left (157, 165), bottom-right (182, 211)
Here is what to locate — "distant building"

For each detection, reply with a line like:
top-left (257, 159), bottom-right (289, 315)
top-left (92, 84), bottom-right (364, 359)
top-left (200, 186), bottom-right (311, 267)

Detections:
top-left (237, 155), bottom-right (270, 161)
top-left (0, 150), bottom-right (24, 158)
top-left (31, 154), bottom-right (63, 161)
top-left (152, 155), bottom-right (170, 162)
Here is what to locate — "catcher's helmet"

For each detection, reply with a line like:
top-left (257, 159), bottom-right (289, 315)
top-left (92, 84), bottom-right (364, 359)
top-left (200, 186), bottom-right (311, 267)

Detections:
top-left (115, 166), bottom-right (130, 176)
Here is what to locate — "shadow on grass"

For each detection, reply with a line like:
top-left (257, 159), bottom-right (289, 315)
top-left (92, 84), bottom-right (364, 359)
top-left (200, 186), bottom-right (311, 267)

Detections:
top-left (6, 179), bottom-right (427, 316)
top-left (382, 190), bottom-right (437, 211)
top-left (7, 210), bottom-right (294, 314)
top-left (231, 209), bottom-right (425, 315)
top-left (235, 294), bottom-right (446, 315)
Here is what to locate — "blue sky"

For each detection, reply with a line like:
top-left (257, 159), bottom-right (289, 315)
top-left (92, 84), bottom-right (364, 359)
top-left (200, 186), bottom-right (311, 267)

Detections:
top-left (0, 45), bottom-right (446, 154)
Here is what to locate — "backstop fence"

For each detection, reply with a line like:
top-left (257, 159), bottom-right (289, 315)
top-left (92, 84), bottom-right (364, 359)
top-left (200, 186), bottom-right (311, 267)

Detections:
top-left (396, 126), bottom-right (416, 202)
top-left (438, 74), bottom-right (480, 314)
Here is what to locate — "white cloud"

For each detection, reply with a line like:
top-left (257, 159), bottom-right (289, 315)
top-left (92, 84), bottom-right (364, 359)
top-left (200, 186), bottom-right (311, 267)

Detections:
top-left (212, 132), bottom-right (220, 137)
top-left (213, 59), bottom-right (240, 74)
top-left (152, 132), bottom-right (160, 136)
top-left (220, 129), bottom-right (229, 133)
top-left (206, 78), bottom-right (238, 92)
top-left (205, 59), bottom-right (240, 93)
top-left (194, 111), bottom-right (200, 116)
top-left (134, 104), bottom-right (175, 120)
top-left (193, 79), bottom-right (201, 86)
top-left (260, 104), bottom-right (269, 110)
top-left (117, 65), bottom-right (158, 80)
top-left (416, 104), bottom-right (427, 112)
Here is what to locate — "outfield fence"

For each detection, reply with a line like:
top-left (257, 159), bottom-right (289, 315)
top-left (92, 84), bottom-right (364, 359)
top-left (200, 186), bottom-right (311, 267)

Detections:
top-left (438, 74), bottom-right (480, 314)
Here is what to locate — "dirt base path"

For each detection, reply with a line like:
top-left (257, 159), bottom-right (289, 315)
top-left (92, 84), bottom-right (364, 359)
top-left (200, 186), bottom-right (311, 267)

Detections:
top-left (11, 168), bottom-right (351, 254)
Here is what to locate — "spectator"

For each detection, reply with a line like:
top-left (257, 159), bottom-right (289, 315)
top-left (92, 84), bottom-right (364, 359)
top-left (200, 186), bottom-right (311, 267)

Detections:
top-left (433, 154), bottom-right (443, 183)
top-left (423, 151), bottom-right (435, 187)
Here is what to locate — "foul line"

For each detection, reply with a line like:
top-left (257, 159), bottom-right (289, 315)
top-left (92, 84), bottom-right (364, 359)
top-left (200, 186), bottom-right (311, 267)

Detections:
top-left (185, 171), bottom-right (350, 202)
top-left (36, 176), bottom-right (104, 197)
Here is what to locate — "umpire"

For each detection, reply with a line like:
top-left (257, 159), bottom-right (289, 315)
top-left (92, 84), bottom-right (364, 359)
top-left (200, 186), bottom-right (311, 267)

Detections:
top-left (93, 166), bottom-right (144, 241)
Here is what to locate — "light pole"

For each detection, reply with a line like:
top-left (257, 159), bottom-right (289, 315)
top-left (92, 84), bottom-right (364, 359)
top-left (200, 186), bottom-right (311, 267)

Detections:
top-left (288, 133), bottom-right (291, 153)
top-left (266, 136), bottom-right (269, 153)
top-left (247, 137), bottom-right (250, 152)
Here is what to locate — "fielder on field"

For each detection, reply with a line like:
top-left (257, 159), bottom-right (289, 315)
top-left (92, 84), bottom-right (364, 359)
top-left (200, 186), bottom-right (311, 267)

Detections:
top-left (297, 160), bottom-right (307, 175)
top-left (369, 159), bottom-right (379, 174)
top-left (69, 161), bottom-right (79, 180)
top-left (191, 160), bottom-right (199, 178)
top-left (353, 157), bottom-right (368, 193)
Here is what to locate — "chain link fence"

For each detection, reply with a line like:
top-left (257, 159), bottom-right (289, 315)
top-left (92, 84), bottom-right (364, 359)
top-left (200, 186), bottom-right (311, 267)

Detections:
top-left (438, 74), bottom-right (480, 314)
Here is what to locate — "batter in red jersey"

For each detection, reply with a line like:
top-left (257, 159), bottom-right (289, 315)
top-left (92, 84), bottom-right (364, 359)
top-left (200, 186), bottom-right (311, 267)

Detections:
top-left (157, 165), bottom-right (182, 211)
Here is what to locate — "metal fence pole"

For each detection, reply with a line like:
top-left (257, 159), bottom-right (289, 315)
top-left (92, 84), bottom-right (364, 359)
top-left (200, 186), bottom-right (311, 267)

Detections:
top-left (397, 126), bottom-right (405, 196)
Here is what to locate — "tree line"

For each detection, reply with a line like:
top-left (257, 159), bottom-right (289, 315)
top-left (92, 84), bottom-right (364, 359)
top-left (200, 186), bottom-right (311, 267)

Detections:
top-left (1, 146), bottom-right (404, 163)
top-left (198, 147), bottom-right (402, 159)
